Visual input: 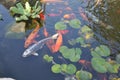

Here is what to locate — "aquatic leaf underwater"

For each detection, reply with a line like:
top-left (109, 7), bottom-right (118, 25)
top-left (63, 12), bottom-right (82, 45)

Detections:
top-left (24, 20), bottom-right (40, 48)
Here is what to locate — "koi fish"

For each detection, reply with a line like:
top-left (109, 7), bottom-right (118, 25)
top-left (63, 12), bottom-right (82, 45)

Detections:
top-left (52, 33), bottom-right (63, 53)
top-left (47, 13), bottom-right (61, 17)
top-left (43, 27), bottom-right (63, 53)
top-left (24, 21), bottom-right (40, 48)
top-left (57, 30), bottom-right (69, 35)
top-left (78, 7), bottom-right (89, 21)
top-left (22, 33), bottom-right (59, 57)
top-left (39, 13), bottom-right (45, 21)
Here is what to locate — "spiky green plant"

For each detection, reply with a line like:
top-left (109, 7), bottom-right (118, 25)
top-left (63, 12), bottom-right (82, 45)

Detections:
top-left (10, 1), bottom-right (43, 21)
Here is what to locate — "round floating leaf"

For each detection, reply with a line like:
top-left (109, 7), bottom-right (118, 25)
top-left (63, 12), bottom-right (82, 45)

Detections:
top-left (91, 57), bottom-right (107, 73)
top-left (59, 46), bottom-right (71, 59)
top-left (106, 63), bottom-right (120, 73)
top-left (43, 54), bottom-right (53, 63)
top-left (81, 25), bottom-right (92, 33)
top-left (95, 45), bottom-right (110, 57)
top-left (51, 64), bottom-right (61, 73)
top-left (61, 64), bottom-right (67, 72)
top-left (59, 46), bottom-right (68, 53)
top-left (76, 37), bottom-right (85, 45)
top-left (55, 21), bottom-right (67, 30)
top-left (70, 48), bottom-right (82, 62)
top-left (116, 54), bottom-right (120, 64)
top-left (91, 50), bottom-right (101, 58)
top-left (76, 70), bottom-right (92, 80)
top-left (69, 19), bottom-right (81, 29)
top-left (66, 64), bottom-right (76, 75)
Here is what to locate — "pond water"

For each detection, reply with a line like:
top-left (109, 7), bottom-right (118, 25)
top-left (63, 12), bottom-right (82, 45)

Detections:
top-left (0, 0), bottom-right (120, 80)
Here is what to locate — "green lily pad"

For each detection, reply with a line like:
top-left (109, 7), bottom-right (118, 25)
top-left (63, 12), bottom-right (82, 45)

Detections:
top-left (51, 64), bottom-right (61, 73)
top-left (70, 48), bottom-right (82, 62)
top-left (60, 46), bottom-right (82, 62)
top-left (69, 19), bottom-right (81, 29)
top-left (91, 57), bottom-right (107, 73)
top-left (55, 21), bottom-right (67, 30)
top-left (61, 64), bottom-right (67, 72)
top-left (81, 25), bottom-right (92, 33)
top-left (43, 54), bottom-right (53, 63)
top-left (105, 62), bottom-right (119, 73)
top-left (66, 64), bottom-right (76, 75)
top-left (95, 45), bottom-right (110, 57)
top-left (76, 37), bottom-right (85, 45)
top-left (116, 54), bottom-right (120, 64)
top-left (76, 70), bottom-right (92, 80)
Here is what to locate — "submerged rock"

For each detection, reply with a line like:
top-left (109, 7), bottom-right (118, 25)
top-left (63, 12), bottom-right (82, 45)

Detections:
top-left (5, 22), bottom-right (26, 39)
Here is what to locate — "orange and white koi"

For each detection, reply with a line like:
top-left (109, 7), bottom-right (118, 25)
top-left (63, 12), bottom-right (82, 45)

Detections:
top-left (24, 21), bottom-right (40, 48)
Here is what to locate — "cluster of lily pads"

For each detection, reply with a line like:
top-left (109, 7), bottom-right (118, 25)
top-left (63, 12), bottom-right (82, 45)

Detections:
top-left (43, 18), bottom-right (120, 80)
top-left (10, 1), bottom-right (42, 21)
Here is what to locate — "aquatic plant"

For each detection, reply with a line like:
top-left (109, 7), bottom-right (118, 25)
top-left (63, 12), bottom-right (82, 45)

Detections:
top-left (43, 18), bottom-right (120, 80)
top-left (10, 1), bottom-right (42, 21)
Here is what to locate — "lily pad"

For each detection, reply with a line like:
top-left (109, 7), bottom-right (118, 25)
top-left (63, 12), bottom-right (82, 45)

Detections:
top-left (55, 21), bottom-right (67, 30)
top-left (92, 45), bottom-right (110, 57)
top-left (66, 64), bottom-right (76, 75)
top-left (81, 25), bottom-right (92, 33)
top-left (91, 57), bottom-right (107, 73)
top-left (61, 64), bottom-right (67, 72)
top-left (69, 19), bottom-right (81, 29)
top-left (105, 62), bottom-right (119, 73)
top-left (116, 54), bottom-right (120, 64)
top-left (60, 46), bottom-right (82, 62)
top-left (43, 54), bottom-right (53, 63)
top-left (51, 64), bottom-right (61, 73)
top-left (70, 48), bottom-right (82, 62)
top-left (76, 70), bottom-right (92, 80)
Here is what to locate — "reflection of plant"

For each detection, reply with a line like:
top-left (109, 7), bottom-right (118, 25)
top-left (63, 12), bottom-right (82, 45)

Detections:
top-left (43, 18), bottom-right (120, 80)
top-left (10, 1), bottom-right (42, 21)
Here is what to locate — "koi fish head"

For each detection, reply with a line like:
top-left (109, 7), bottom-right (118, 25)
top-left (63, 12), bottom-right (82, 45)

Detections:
top-left (24, 41), bottom-right (31, 48)
top-left (22, 49), bottom-right (32, 57)
top-left (51, 33), bottom-right (59, 39)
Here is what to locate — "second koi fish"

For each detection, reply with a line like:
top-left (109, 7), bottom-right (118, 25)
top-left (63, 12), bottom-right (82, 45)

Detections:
top-left (24, 22), bottom-right (40, 48)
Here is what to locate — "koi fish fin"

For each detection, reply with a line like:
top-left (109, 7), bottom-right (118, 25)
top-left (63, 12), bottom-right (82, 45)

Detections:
top-left (32, 52), bottom-right (39, 56)
top-left (51, 33), bottom-right (59, 39)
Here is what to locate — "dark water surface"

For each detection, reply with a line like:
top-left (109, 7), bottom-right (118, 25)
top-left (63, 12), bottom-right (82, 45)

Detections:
top-left (0, 0), bottom-right (120, 80)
